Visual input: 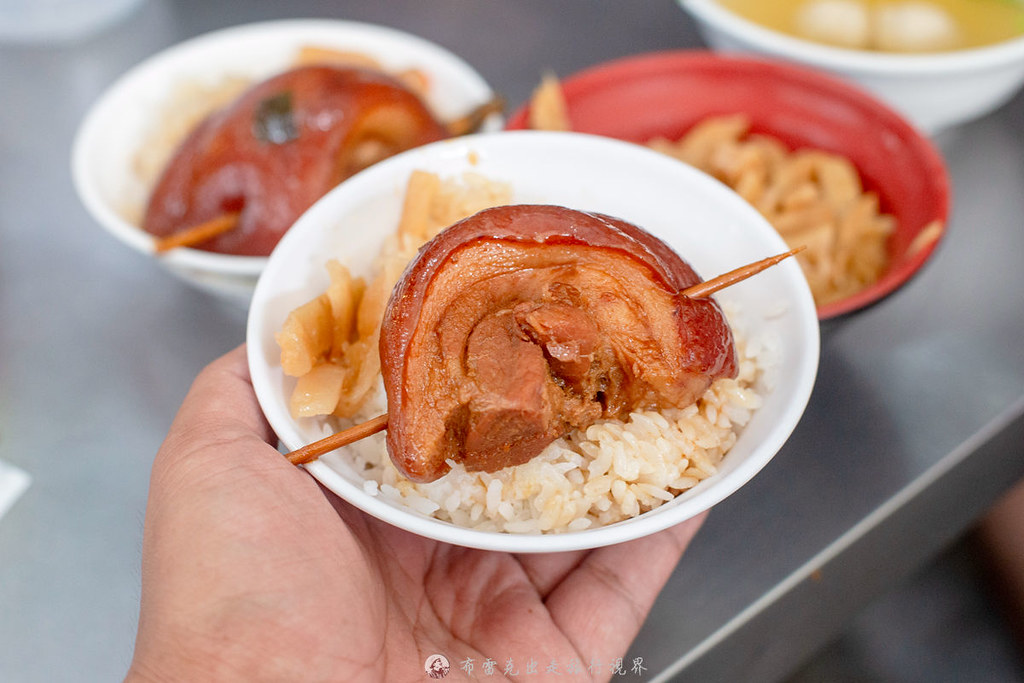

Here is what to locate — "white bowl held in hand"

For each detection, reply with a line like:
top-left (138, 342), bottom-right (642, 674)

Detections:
top-left (680, 0), bottom-right (1024, 135)
top-left (72, 19), bottom-right (499, 307)
top-left (246, 130), bottom-right (819, 553)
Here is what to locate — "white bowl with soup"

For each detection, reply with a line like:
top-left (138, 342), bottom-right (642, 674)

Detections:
top-left (247, 130), bottom-right (820, 552)
top-left (679, 0), bottom-right (1024, 134)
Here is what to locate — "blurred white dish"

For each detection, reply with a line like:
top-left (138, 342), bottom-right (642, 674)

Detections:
top-left (71, 19), bottom-right (498, 307)
top-left (0, 0), bottom-right (145, 43)
top-left (246, 130), bottom-right (820, 552)
top-left (680, 0), bottom-right (1024, 135)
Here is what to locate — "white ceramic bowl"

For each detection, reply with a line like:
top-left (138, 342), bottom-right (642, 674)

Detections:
top-left (247, 130), bottom-right (819, 552)
top-left (71, 19), bottom-right (499, 307)
top-left (680, 0), bottom-right (1024, 135)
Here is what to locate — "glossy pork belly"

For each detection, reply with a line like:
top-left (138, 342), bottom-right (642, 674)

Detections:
top-left (380, 205), bottom-right (737, 482)
top-left (143, 65), bottom-right (447, 256)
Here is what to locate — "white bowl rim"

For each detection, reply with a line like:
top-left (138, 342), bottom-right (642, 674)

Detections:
top-left (681, 0), bottom-right (1024, 75)
top-left (246, 129), bottom-right (820, 553)
top-left (71, 17), bottom-right (497, 278)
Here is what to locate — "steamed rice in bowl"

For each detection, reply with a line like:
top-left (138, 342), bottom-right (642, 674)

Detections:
top-left (247, 131), bottom-right (819, 552)
top-left (283, 178), bottom-right (771, 533)
top-left (280, 170), bottom-right (775, 532)
top-left (71, 19), bottom-right (499, 304)
top-left (318, 302), bottom-right (775, 534)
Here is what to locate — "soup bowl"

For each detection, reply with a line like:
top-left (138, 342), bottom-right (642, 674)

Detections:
top-left (679, 0), bottom-right (1024, 135)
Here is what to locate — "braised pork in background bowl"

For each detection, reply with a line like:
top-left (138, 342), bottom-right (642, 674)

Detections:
top-left (507, 51), bottom-right (950, 321)
top-left (71, 19), bottom-right (500, 307)
top-left (246, 130), bottom-right (819, 553)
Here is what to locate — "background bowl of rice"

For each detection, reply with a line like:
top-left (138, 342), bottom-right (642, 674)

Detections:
top-left (506, 51), bottom-right (950, 322)
top-left (246, 130), bottom-right (820, 553)
top-left (71, 19), bottom-right (499, 308)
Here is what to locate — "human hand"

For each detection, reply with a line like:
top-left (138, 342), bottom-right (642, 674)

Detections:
top-left (127, 346), bottom-right (705, 682)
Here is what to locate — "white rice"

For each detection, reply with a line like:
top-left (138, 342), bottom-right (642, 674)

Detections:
top-left (322, 302), bottom-right (778, 534)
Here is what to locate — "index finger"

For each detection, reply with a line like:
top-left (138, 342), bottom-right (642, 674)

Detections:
top-left (543, 513), bottom-right (707, 664)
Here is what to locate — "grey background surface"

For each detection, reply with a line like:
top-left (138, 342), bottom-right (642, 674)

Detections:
top-left (1, 1), bottom-right (1022, 681)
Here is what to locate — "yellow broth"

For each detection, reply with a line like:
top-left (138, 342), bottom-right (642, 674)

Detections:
top-left (716, 0), bottom-right (1024, 51)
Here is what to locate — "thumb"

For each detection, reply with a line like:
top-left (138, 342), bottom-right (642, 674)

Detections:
top-left (155, 344), bottom-right (281, 475)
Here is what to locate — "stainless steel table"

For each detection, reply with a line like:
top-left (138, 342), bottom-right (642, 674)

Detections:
top-left (2, 1), bottom-right (1022, 681)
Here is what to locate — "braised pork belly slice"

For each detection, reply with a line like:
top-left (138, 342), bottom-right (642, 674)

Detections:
top-left (380, 205), bottom-right (737, 482)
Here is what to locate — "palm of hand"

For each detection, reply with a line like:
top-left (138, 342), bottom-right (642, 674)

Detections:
top-left (128, 348), bottom-right (703, 682)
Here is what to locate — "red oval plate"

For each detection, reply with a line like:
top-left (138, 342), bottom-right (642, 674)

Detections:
top-left (507, 51), bottom-right (950, 321)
